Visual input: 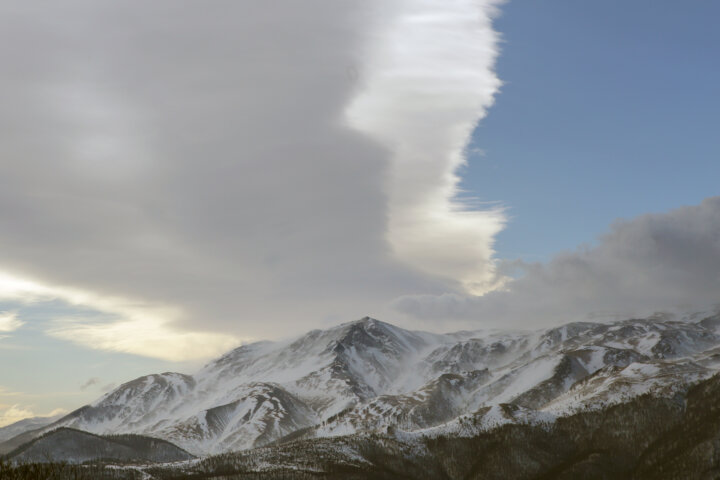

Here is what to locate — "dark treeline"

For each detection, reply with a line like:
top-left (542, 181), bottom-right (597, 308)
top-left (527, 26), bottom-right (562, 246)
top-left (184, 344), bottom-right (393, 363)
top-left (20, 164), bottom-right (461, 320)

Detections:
top-left (0, 459), bottom-right (143, 480)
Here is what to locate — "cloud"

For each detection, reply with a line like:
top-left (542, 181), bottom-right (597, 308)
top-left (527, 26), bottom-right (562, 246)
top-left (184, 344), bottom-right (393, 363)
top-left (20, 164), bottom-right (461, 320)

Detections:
top-left (48, 314), bottom-right (241, 361)
top-left (0, 405), bottom-right (68, 428)
top-left (80, 377), bottom-right (100, 391)
top-left (0, 405), bottom-right (34, 428)
top-left (79, 378), bottom-right (118, 395)
top-left (0, 387), bottom-right (21, 398)
top-left (395, 197), bottom-right (720, 326)
top-left (0, 271), bottom-right (240, 360)
top-left (347, 0), bottom-right (506, 295)
top-left (0, 311), bottom-right (23, 333)
top-left (0, 0), bottom-right (505, 352)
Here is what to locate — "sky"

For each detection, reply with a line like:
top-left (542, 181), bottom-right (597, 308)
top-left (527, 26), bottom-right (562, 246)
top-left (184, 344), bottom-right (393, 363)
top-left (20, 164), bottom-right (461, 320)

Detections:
top-left (463, 0), bottom-right (720, 261)
top-left (1, 0), bottom-right (719, 426)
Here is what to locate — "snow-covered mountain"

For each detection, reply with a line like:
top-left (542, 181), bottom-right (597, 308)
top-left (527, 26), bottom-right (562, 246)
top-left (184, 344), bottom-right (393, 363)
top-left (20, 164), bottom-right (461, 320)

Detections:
top-left (22, 314), bottom-right (720, 455)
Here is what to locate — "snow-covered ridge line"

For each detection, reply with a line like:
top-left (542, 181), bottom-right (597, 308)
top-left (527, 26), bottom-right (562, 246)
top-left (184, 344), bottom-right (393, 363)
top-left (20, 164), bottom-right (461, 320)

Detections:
top-left (20, 313), bottom-right (720, 455)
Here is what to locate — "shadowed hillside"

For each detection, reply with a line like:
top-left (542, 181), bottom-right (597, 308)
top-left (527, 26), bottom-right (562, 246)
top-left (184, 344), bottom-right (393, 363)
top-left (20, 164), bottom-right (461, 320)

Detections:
top-left (6, 428), bottom-right (193, 465)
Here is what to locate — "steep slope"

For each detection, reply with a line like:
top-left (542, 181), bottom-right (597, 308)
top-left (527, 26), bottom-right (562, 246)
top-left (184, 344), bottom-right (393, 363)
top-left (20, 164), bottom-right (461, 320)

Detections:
top-left (143, 373), bottom-right (720, 480)
top-left (44, 318), bottom-right (454, 454)
top-left (11, 313), bottom-right (720, 456)
top-left (61, 373), bottom-right (195, 433)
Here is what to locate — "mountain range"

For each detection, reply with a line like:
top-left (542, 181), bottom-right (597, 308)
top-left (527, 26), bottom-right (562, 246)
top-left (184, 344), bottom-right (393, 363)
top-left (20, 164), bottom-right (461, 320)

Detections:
top-left (4, 313), bottom-right (720, 461)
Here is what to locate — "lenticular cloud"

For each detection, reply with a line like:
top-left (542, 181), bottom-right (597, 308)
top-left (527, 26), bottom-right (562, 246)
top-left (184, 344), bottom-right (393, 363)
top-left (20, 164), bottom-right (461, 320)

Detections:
top-left (348, 0), bottom-right (506, 295)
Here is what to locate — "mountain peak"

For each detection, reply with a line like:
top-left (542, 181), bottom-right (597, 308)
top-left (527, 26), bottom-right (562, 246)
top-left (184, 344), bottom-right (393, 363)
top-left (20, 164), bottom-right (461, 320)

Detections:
top-left (340, 316), bottom-right (384, 329)
top-left (17, 313), bottom-right (720, 457)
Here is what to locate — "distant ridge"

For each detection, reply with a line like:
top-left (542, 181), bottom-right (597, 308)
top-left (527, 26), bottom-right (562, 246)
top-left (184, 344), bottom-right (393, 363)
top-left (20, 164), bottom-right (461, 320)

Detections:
top-left (6, 427), bottom-right (193, 464)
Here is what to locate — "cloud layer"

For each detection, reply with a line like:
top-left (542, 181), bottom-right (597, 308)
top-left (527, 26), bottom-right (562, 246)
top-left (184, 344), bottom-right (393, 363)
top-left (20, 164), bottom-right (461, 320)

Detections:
top-left (0, 404), bottom-right (67, 428)
top-left (0, 272), bottom-right (238, 360)
top-left (395, 197), bottom-right (720, 326)
top-left (0, 312), bottom-right (23, 334)
top-left (0, 1), bottom-right (505, 355)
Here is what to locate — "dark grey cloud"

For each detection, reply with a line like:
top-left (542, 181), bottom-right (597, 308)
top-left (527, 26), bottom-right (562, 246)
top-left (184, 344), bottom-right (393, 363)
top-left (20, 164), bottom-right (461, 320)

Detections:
top-left (80, 378), bottom-right (100, 391)
top-left (395, 197), bottom-right (720, 326)
top-left (0, 0), bottom-right (504, 352)
top-left (0, 1), bottom-right (404, 339)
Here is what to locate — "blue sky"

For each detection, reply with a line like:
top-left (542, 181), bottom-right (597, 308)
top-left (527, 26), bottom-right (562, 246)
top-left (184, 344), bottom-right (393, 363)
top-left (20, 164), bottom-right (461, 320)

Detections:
top-left (463, 0), bottom-right (720, 261)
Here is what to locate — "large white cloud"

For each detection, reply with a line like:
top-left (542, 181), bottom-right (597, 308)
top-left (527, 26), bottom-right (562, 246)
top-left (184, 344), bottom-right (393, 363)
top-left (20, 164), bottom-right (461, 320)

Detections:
top-left (0, 1), bottom-right (504, 356)
top-left (348, 0), bottom-right (505, 295)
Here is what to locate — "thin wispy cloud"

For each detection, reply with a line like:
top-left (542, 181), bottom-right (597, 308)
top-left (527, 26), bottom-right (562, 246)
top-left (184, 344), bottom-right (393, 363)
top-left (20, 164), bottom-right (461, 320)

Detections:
top-left (0, 387), bottom-right (21, 398)
top-left (0, 271), bottom-right (239, 360)
top-left (78, 378), bottom-right (116, 394)
top-left (79, 377), bottom-right (100, 391)
top-left (48, 314), bottom-right (241, 362)
top-left (0, 311), bottom-right (23, 334)
top-left (0, 387), bottom-right (68, 427)
top-left (0, 404), bottom-right (67, 428)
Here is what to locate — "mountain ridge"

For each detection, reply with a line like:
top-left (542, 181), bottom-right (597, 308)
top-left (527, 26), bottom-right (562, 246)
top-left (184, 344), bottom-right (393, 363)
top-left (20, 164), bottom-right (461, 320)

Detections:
top-left (4, 313), bottom-right (720, 456)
